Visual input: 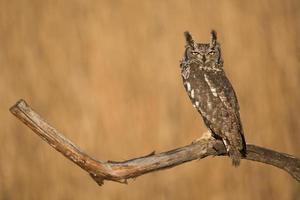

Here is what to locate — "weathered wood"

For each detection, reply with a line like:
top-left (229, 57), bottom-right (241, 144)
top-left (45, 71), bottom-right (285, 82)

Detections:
top-left (10, 99), bottom-right (300, 185)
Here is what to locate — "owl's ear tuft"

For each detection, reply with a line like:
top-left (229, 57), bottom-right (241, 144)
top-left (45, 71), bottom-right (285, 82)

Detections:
top-left (210, 30), bottom-right (217, 47)
top-left (184, 31), bottom-right (195, 48)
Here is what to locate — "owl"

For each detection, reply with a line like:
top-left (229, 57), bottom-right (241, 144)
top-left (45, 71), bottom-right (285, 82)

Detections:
top-left (180, 30), bottom-right (246, 166)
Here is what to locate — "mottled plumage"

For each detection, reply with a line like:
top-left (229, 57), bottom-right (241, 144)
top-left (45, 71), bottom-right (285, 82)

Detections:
top-left (180, 30), bottom-right (246, 166)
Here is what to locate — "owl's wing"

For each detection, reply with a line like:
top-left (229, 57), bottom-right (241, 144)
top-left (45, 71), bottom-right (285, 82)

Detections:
top-left (203, 72), bottom-right (240, 112)
top-left (203, 71), bottom-right (245, 141)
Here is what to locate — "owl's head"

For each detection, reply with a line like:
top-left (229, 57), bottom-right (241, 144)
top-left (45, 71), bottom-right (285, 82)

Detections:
top-left (183, 30), bottom-right (223, 68)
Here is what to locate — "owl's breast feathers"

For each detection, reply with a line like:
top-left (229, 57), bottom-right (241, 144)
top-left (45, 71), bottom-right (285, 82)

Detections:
top-left (182, 64), bottom-right (243, 133)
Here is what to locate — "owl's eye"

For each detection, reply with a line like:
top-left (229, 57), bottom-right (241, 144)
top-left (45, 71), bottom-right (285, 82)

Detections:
top-left (208, 51), bottom-right (215, 55)
top-left (191, 51), bottom-right (199, 55)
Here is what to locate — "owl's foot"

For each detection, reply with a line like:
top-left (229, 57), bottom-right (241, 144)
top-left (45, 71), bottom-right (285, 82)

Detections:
top-left (192, 131), bottom-right (212, 144)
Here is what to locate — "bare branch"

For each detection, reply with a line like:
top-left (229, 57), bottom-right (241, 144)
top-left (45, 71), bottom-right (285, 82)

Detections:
top-left (10, 99), bottom-right (300, 185)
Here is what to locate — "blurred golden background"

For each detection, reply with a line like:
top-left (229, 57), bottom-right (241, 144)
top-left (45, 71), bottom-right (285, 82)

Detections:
top-left (1, 0), bottom-right (300, 199)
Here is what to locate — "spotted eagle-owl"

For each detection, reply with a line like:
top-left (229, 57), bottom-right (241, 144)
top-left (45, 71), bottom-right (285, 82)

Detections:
top-left (180, 30), bottom-right (246, 166)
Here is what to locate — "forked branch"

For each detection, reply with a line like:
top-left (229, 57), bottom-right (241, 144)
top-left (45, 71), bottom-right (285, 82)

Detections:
top-left (10, 99), bottom-right (300, 185)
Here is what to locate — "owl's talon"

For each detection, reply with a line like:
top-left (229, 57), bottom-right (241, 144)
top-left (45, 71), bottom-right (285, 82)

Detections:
top-left (191, 137), bottom-right (202, 144)
top-left (192, 131), bottom-right (213, 144)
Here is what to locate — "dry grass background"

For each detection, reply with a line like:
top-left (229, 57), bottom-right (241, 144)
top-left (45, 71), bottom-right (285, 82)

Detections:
top-left (0, 0), bottom-right (300, 199)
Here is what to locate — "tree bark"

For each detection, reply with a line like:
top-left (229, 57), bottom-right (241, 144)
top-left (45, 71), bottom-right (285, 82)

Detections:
top-left (10, 99), bottom-right (300, 186)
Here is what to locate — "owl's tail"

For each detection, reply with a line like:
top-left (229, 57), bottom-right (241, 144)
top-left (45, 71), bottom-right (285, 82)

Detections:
top-left (224, 133), bottom-right (247, 167)
top-left (229, 147), bottom-right (242, 167)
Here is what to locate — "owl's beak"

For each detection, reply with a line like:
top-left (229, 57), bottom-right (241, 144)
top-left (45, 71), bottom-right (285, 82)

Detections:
top-left (202, 55), bottom-right (206, 63)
